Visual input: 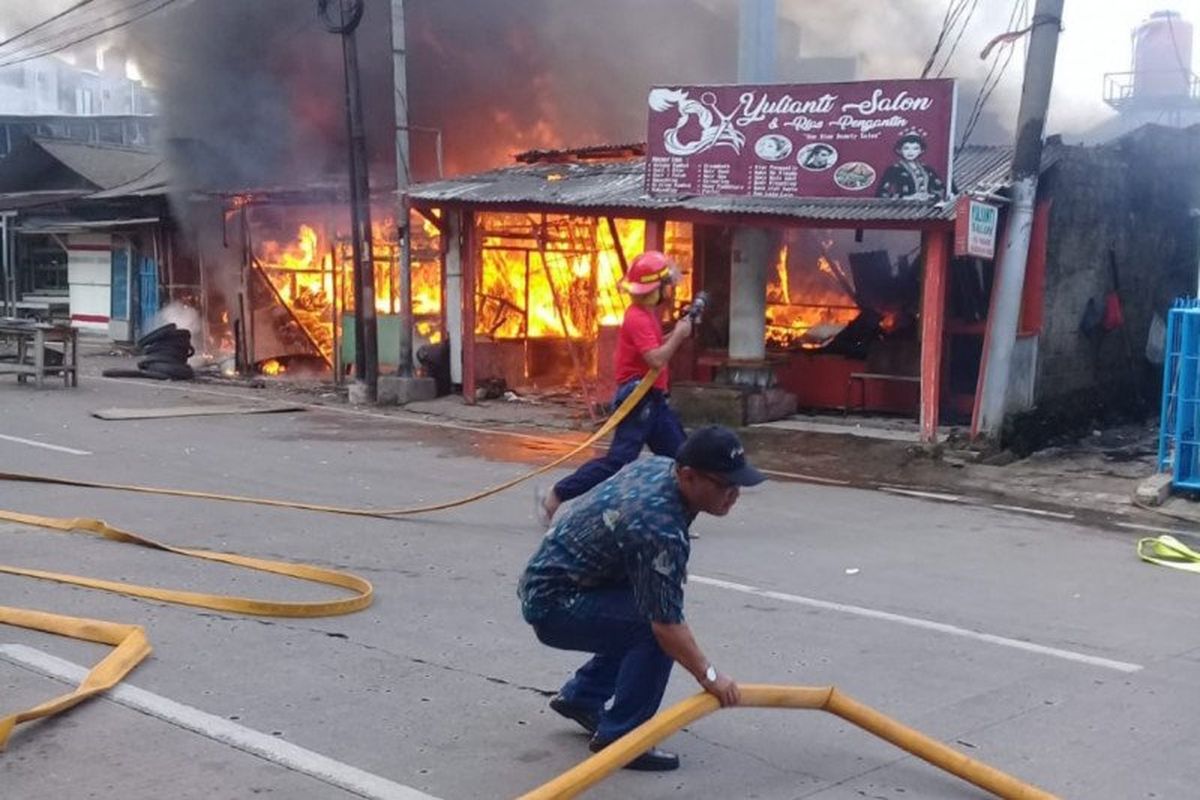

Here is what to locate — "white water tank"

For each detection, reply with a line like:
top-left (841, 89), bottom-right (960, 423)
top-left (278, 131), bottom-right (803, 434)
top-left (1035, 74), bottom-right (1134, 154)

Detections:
top-left (1132, 10), bottom-right (1193, 98)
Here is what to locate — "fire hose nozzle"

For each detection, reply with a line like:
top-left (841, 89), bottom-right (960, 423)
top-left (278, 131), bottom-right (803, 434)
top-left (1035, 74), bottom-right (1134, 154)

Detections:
top-left (684, 290), bottom-right (711, 324)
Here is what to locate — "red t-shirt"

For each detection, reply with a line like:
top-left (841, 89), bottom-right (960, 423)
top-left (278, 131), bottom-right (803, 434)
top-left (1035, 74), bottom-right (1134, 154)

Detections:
top-left (614, 304), bottom-right (669, 391)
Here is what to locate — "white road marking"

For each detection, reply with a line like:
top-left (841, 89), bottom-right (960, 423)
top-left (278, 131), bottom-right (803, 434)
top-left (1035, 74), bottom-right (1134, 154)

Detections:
top-left (0, 433), bottom-right (91, 456)
top-left (691, 575), bottom-right (1144, 674)
top-left (878, 486), bottom-right (963, 503)
top-left (1118, 521), bottom-right (1194, 536)
top-left (991, 504), bottom-right (1076, 520)
top-left (758, 468), bottom-right (850, 486)
top-left (0, 644), bottom-right (442, 800)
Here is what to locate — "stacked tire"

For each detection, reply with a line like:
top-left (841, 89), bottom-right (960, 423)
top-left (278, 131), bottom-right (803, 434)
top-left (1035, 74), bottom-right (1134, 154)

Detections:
top-left (102, 323), bottom-right (195, 381)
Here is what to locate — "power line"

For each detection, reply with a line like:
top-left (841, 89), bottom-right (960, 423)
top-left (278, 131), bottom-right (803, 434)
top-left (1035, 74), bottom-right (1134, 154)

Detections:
top-left (0, 0), bottom-right (185, 69)
top-left (936, 0), bottom-right (981, 78)
top-left (0, 0), bottom-right (98, 50)
top-left (959, 0), bottom-right (1027, 149)
top-left (922, 0), bottom-right (971, 79)
top-left (0, 0), bottom-right (163, 65)
top-left (0, 0), bottom-right (138, 62)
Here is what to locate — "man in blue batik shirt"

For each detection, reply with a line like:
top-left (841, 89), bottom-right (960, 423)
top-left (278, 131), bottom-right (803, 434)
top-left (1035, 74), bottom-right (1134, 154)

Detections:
top-left (518, 426), bottom-right (765, 772)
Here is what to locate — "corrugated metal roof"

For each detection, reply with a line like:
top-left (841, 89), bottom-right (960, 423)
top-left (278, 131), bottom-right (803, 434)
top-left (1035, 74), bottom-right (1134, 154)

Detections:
top-left (87, 159), bottom-right (172, 198)
top-left (0, 190), bottom-right (88, 212)
top-left (408, 145), bottom-right (1017, 223)
top-left (32, 138), bottom-right (162, 192)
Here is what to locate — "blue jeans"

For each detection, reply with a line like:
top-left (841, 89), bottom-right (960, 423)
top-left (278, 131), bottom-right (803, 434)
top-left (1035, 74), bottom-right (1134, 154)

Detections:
top-left (552, 380), bottom-right (687, 502)
top-left (531, 588), bottom-right (674, 742)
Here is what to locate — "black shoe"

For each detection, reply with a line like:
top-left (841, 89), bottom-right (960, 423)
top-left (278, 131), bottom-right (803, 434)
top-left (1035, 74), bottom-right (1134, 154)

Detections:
top-left (589, 736), bottom-right (680, 771)
top-left (549, 695), bottom-right (599, 734)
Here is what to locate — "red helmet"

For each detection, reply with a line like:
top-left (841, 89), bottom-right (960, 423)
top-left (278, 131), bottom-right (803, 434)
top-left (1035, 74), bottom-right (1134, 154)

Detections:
top-left (623, 250), bottom-right (675, 295)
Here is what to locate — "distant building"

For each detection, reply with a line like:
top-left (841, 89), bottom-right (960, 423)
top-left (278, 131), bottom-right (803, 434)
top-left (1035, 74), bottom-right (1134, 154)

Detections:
top-left (0, 49), bottom-right (157, 159)
top-left (0, 114), bottom-right (158, 159)
top-left (0, 49), bottom-right (155, 117)
top-left (1093, 9), bottom-right (1200, 141)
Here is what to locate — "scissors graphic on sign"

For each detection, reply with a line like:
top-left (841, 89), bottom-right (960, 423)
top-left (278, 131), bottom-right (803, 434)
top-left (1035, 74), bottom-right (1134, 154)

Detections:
top-left (649, 88), bottom-right (745, 157)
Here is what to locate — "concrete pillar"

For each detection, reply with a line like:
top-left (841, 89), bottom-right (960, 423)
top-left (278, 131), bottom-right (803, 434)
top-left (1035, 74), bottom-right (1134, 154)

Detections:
top-left (730, 1), bottom-right (776, 368)
top-left (738, 0), bottom-right (776, 83)
top-left (461, 212), bottom-right (477, 403)
top-left (974, 0), bottom-right (1063, 437)
top-left (445, 210), bottom-right (463, 384)
top-left (729, 227), bottom-right (774, 361)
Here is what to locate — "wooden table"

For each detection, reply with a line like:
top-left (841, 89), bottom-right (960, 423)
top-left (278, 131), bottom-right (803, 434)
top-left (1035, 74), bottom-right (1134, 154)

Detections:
top-left (13, 297), bottom-right (71, 323)
top-left (0, 320), bottom-right (79, 388)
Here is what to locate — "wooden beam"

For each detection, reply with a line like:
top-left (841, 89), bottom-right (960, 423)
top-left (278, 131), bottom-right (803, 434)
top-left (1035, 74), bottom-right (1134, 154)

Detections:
top-left (414, 205), bottom-right (446, 235)
top-left (645, 218), bottom-right (666, 252)
top-left (605, 217), bottom-right (629, 276)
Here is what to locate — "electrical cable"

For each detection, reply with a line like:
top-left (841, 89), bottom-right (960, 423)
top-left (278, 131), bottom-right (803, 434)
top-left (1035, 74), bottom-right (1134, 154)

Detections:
top-left (958, 0), bottom-right (1027, 149)
top-left (0, 0), bottom-right (185, 69)
top-left (935, 0), bottom-right (981, 78)
top-left (0, 0), bottom-right (145, 62)
top-left (0, 0), bottom-right (98, 49)
top-left (921, 0), bottom-right (970, 79)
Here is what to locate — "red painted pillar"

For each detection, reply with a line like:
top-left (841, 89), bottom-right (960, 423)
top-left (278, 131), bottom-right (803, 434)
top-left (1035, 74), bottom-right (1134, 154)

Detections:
top-left (919, 229), bottom-right (950, 443)
top-left (462, 211), bottom-right (477, 404)
top-left (645, 218), bottom-right (666, 253)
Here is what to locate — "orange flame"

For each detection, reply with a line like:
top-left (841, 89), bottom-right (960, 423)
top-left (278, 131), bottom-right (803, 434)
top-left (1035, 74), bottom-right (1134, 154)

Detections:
top-left (253, 211), bottom-right (444, 369)
top-left (473, 215), bottom-right (690, 340)
top-left (765, 245), bottom-right (859, 349)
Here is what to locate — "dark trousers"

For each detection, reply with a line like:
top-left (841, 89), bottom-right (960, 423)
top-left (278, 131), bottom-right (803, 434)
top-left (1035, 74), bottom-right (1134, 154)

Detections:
top-left (552, 381), bottom-right (687, 502)
top-left (532, 588), bottom-right (674, 742)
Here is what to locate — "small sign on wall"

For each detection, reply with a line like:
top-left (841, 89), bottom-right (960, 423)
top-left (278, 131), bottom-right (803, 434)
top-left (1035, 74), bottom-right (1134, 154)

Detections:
top-left (954, 196), bottom-right (999, 259)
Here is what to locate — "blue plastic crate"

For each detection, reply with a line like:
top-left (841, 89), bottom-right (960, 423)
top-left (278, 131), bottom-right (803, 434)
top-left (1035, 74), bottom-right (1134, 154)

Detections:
top-left (1158, 297), bottom-right (1200, 489)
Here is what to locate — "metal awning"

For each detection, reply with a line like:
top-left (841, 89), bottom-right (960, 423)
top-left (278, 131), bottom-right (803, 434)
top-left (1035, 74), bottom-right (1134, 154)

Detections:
top-left (406, 145), bottom-right (1023, 226)
top-left (16, 215), bottom-right (161, 234)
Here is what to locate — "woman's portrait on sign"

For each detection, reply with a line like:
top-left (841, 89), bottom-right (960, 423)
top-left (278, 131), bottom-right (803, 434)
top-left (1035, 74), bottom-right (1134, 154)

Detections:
top-left (876, 129), bottom-right (945, 200)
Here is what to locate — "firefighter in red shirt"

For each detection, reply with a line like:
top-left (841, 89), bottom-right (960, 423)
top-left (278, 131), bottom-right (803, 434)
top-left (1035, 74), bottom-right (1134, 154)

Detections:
top-left (538, 250), bottom-right (693, 525)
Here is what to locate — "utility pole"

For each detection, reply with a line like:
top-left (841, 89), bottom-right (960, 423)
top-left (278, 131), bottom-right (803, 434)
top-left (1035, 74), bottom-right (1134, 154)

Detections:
top-left (1, 212), bottom-right (13, 318)
top-left (391, 0), bottom-right (413, 378)
top-left (729, 0), bottom-right (777, 368)
top-left (974, 0), bottom-right (1064, 437)
top-left (321, 0), bottom-right (379, 401)
top-left (737, 0), bottom-right (775, 85)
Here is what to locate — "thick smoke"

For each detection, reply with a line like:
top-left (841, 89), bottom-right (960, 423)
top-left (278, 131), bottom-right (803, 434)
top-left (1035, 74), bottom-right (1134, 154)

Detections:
top-left (404, 0), bottom-right (1025, 178)
top-left (8, 0), bottom-right (1097, 188)
top-left (129, 0), bottom-right (396, 191)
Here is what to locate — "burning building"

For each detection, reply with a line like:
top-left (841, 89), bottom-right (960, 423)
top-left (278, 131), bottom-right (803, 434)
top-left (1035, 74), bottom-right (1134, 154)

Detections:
top-left (405, 142), bottom-right (1019, 440)
top-left (4, 0), bottom-right (1191, 446)
top-left (401, 120), bottom-right (1200, 445)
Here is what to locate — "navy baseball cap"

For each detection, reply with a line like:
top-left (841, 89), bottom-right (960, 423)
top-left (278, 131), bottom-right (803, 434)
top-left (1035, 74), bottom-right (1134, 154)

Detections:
top-left (676, 426), bottom-right (766, 487)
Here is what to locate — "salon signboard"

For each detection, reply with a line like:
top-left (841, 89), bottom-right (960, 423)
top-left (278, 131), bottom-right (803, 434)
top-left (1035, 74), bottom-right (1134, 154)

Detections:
top-left (645, 79), bottom-right (956, 201)
top-left (954, 196), bottom-right (1000, 259)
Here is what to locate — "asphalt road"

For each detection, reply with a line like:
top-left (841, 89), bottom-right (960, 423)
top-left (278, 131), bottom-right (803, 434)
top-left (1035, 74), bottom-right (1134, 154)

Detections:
top-left (1, 372), bottom-right (1196, 800)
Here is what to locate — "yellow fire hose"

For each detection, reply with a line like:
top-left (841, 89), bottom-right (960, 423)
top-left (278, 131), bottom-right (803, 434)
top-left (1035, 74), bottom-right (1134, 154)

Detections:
top-left (0, 370), bottom-right (662, 518)
top-left (0, 373), bottom-right (657, 749)
top-left (1, 372), bottom-right (1057, 798)
top-left (517, 685), bottom-right (1058, 800)
top-left (0, 509), bottom-right (372, 750)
